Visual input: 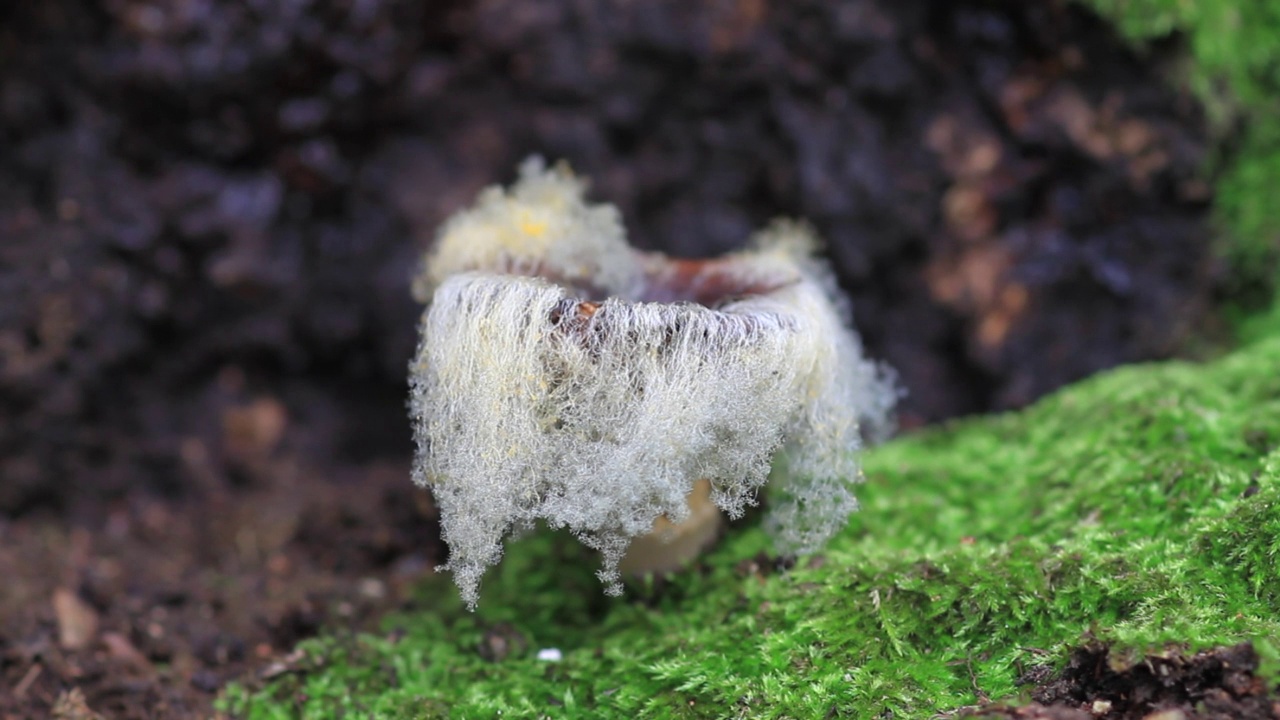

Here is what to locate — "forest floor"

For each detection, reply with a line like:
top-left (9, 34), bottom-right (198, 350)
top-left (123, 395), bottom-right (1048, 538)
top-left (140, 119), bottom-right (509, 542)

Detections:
top-left (222, 336), bottom-right (1280, 719)
top-left (2, 0), bottom-right (1277, 718)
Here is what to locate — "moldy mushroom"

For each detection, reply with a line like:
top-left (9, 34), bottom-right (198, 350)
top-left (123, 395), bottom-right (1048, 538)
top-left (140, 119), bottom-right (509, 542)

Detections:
top-left (409, 159), bottom-right (898, 608)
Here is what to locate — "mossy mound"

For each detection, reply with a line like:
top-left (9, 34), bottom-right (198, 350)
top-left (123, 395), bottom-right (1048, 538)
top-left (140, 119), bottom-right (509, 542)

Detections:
top-left (220, 336), bottom-right (1280, 719)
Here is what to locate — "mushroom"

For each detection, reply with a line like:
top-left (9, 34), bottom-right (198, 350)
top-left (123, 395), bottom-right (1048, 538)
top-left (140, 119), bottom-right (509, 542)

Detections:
top-left (409, 159), bottom-right (898, 608)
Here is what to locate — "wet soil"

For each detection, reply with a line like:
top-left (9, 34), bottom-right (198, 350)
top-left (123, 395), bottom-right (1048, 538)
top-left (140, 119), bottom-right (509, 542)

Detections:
top-left (0, 0), bottom-right (1227, 717)
top-left (971, 644), bottom-right (1280, 720)
top-left (0, 456), bottom-right (441, 718)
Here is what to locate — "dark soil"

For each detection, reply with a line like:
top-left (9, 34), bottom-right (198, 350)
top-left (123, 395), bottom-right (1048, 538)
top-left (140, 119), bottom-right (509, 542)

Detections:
top-left (0, 0), bottom-right (1223, 717)
top-left (0, 456), bottom-right (442, 718)
top-left (970, 644), bottom-right (1280, 720)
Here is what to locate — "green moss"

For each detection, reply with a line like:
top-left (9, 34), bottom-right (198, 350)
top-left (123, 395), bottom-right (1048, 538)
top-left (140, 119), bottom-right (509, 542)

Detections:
top-left (220, 337), bottom-right (1280, 719)
top-left (1083, 0), bottom-right (1280, 340)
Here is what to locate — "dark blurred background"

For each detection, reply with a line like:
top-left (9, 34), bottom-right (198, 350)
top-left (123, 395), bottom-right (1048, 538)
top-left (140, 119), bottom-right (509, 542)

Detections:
top-left (0, 0), bottom-right (1215, 516)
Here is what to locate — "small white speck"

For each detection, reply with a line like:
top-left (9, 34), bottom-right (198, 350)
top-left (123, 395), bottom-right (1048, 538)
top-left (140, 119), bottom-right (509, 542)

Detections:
top-left (536, 648), bottom-right (562, 662)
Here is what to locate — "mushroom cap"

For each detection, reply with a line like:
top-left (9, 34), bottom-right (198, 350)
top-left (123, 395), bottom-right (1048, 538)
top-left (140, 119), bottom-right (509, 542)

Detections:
top-left (409, 159), bottom-right (898, 608)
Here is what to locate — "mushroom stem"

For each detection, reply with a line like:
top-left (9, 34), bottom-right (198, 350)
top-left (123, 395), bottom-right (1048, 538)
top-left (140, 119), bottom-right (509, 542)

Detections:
top-left (618, 479), bottom-right (723, 576)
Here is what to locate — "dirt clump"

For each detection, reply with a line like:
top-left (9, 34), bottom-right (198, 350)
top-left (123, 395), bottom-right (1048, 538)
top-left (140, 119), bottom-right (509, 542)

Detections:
top-left (971, 644), bottom-right (1280, 720)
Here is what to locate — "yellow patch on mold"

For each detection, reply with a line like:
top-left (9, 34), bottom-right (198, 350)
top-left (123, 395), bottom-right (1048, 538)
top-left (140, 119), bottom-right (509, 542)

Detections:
top-left (515, 210), bottom-right (549, 239)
